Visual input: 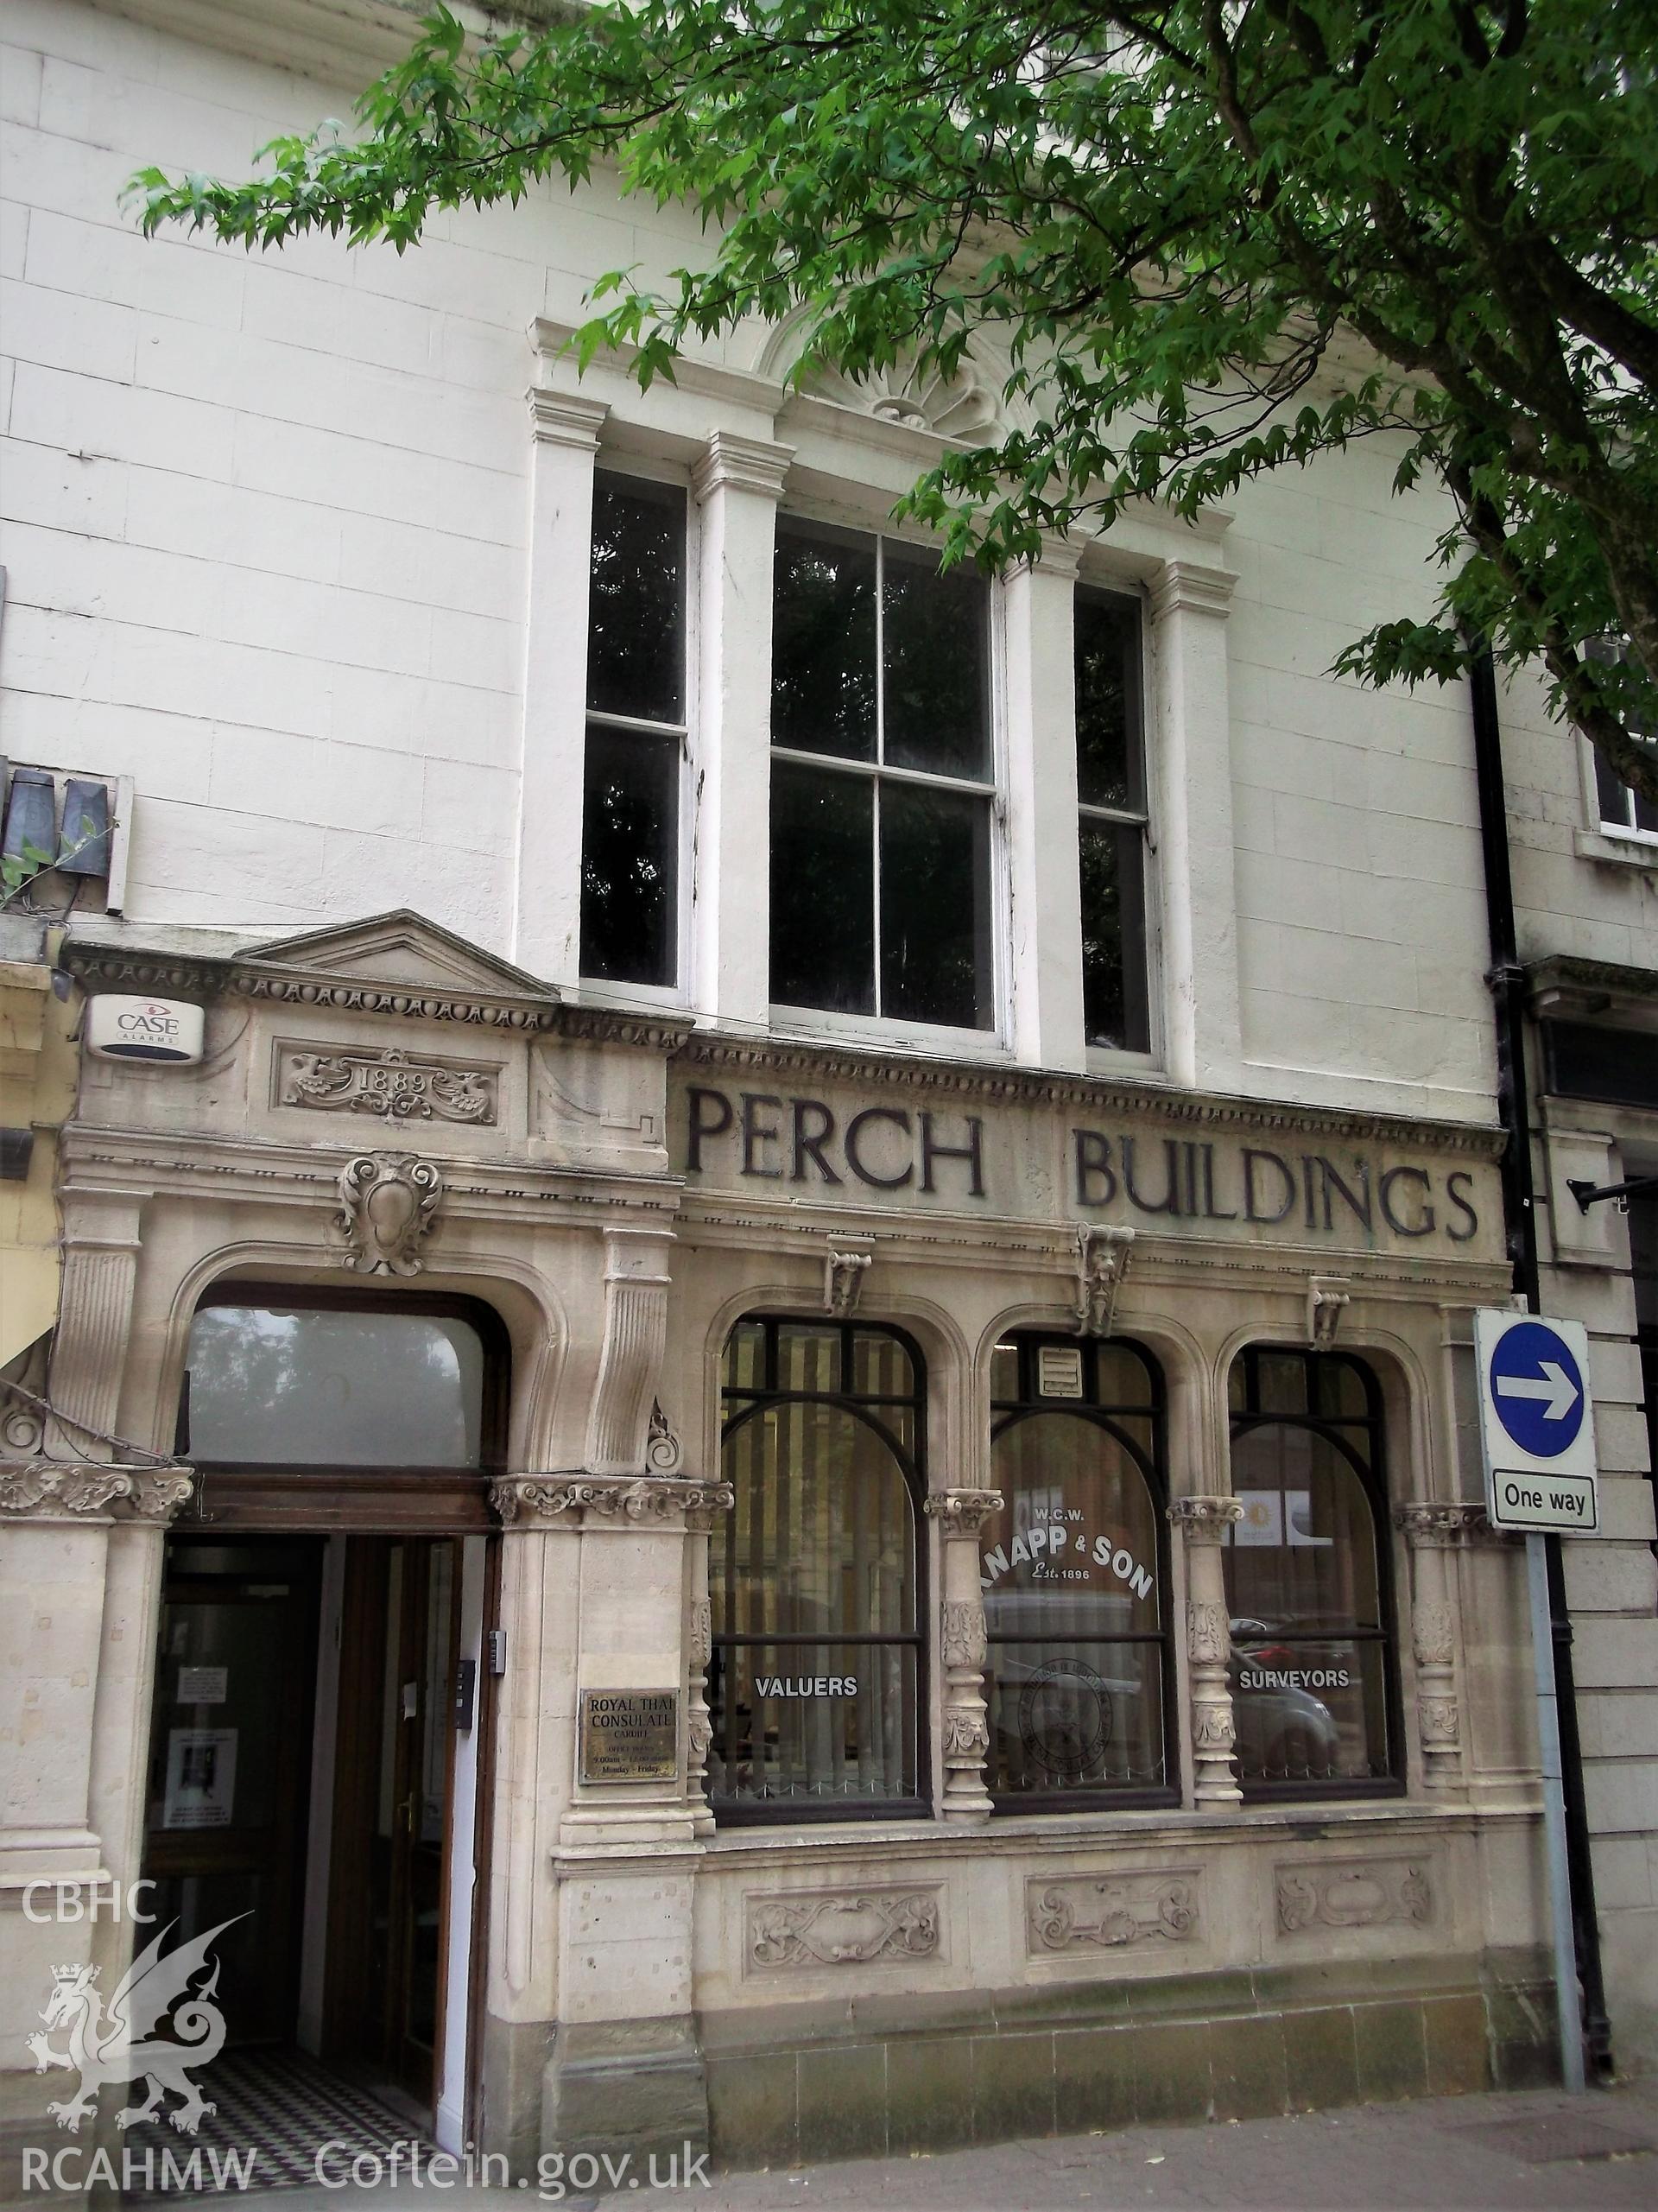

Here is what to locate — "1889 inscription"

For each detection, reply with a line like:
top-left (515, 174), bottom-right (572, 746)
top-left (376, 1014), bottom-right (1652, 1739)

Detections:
top-left (579, 1689), bottom-right (680, 1784)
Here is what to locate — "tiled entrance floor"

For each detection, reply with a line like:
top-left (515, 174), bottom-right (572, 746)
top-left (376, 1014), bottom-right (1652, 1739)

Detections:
top-left (122, 2044), bottom-right (428, 2198)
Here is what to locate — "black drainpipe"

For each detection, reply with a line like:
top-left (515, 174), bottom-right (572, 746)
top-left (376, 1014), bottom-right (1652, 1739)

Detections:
top-left (1469, 644), bottom-right (1614, 2082)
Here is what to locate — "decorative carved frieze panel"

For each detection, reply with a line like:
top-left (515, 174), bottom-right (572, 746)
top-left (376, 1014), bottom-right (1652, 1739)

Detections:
top-left (490, 1474), bottom-right (733, 1528)
top-left (277, 1043), bottom-right (499, 1125)
top-left (746, 1888), bottom-right (940, 1972)
top-left (1275, 1858), bottom-right (1433, 1935)
top-left (1028, 1871), bottom-right (1201, 1954)
top-left (0, 1462), bottom-right (193, 1524)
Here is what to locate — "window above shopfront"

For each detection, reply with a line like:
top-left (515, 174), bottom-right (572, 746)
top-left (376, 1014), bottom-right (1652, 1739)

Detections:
top-left (711, 1315), bottom-right (926, 1821)
top-left (769, 518), bottom-right (997, 1034)
top-left (984, 1332), bottom-right (1173, 1809)
top-left (579, 470), bottom-right (688, 990)
top-left (1075, 587), bottom-right (1152, 1055)
top-left (1224, 1348), bottom-right (1400, 1799)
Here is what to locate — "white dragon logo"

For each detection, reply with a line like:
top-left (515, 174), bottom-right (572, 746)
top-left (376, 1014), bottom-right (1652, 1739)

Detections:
top-left (27, 1915), bottom-right (244, 2135)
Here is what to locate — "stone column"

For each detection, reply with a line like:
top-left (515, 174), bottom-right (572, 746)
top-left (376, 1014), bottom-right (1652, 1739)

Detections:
top-left (684, 1491), bottom-right (720, 1839)
top-left (513, 385), bottom-right (609, 987)
top-left (690, 431), bottom-right (794, 1030)
top-left (1394, 1503), bottom-right (1485, 1792)
top-left (924, 1489), bottom-right (1003, 1822)
top-left (1168, 1495), bottom-right (1244, 1806)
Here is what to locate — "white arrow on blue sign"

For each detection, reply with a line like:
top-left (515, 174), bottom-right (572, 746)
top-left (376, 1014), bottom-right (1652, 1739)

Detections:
top-left (1472, 1310), bottom-right (1600, 1533)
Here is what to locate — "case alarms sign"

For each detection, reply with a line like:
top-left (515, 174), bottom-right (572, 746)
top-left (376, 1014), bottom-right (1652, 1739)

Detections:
top-left (1472, 1310), bottom-right (1600, 1533)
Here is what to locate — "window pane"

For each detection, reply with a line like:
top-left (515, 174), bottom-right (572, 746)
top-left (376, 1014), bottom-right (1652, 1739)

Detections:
top-left (1231, 1636), bottom-right (1389, 1786)
top-left (1225, 1426), bottom-right (1382, 1631)
top-left (880, 782), bottom-right (992, 1029)
top-left (1075, 590), bottom-right (1142, 809)
top-left (579, 724), bottom-right (677, 986)
top-left (708, 1642), bottom-right (918, 1807)
top-left (1593, 745), bottom-right (1628, 828)
top-left (772, 520), bottom-right (876, 760)
top-left (849, 1329), bottom-right (915, 1399)
top-left (724, 1320), bottom-right (767, 1393)
top-left (717, 1404), bottom-right (915, 1639)
top-left (882, 543), bottom-right (990, 777)
top-left (1079, 818), bottom-right (1149, 1051)
top-left (587, 473), bottom-right (685, 724)
top-left (775, 1323), bottom-right (842, 1397)
top-left (985, 1641), bottom-right (1165, 1792)
top-left (984, 1412), bottom-right (1161, 1640)
top-left (187, 1307), bottom-right (484, 1467)
top-left (770, 763), bottom-right (875, 1013)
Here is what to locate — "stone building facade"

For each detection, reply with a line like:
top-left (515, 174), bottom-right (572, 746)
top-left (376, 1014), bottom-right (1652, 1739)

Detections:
top-left (1, 0), bottom-right (1654, 2184)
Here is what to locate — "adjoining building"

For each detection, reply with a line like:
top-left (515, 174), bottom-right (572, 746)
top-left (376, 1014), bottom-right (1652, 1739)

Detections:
top-left (1, 0), bottom-right (1654, 2185)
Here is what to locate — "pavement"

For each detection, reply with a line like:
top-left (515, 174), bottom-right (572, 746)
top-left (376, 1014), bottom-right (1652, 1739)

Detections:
top-left (243, 2076), bottom-right (1658, 2210)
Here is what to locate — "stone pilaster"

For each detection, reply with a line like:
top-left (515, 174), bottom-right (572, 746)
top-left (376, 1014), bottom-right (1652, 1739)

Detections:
top-left (43, 1201), bottom-right (144, 1455)
top-left (1168, 1495), bottom-right (1244, 1806)
top-left (1394, 1502), bottom-right (1486, 1792)
top-left (924, 1489), bottom-right (1003, 1822)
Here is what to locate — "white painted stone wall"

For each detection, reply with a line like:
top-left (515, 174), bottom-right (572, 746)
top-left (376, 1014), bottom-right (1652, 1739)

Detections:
top-left (3, 0), bottom-right (1655, 2082)
top-left (0, 0), bottom-right (1509, 1128)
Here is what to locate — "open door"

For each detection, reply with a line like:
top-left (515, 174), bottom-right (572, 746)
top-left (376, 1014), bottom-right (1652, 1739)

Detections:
top-left (325, 1537), bottom-right (462, 2112)
top-left (142, 1540), bottom-right (321, 2046)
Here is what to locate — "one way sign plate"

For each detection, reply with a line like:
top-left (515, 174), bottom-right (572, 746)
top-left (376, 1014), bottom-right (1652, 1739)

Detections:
top-left (1472, 1309), bottom-right (1601, 1534)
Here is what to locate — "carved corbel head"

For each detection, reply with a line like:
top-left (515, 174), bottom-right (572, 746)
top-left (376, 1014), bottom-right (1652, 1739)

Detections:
top-left (1074, 1224), bottom-right (1134, 1339)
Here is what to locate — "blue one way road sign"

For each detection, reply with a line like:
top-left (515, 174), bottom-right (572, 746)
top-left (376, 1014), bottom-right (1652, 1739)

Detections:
top-left (1472, 1310), bottom-right (1600, 1533)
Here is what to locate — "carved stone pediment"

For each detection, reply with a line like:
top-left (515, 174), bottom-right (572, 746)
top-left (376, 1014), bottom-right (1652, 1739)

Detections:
top-left (65, 910), bottom-right (565, 1036)
top-left (241, 910), bottom-right (557, 1003)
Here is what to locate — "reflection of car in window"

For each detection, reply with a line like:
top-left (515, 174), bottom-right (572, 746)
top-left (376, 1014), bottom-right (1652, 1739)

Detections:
top-left (1228, 1618), bottom-right (1342, 1779)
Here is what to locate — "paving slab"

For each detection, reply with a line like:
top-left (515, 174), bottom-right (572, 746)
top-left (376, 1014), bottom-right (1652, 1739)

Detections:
top-left (244, 2077), bottom-right (1658, 2211)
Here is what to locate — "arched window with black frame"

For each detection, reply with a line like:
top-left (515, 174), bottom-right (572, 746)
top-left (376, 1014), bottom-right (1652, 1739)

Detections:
top-left (710, 1316), bottom-right (926, 1822)
top-left (1224, 1347), bottom-right (1400, 1797)
top-left (984, 1332), bottom-right (1174, 1808)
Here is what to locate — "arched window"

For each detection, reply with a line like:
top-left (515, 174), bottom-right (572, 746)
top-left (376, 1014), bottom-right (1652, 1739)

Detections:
top-left (984, 1334), bottom-right (1173, 1808)
top-left (1224, 1348), bottom-right (1400, 1797)
top-left (711, 1317), bottom-right (925, 1821)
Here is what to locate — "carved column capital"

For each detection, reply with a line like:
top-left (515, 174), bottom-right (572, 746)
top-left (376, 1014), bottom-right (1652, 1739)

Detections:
top-left (0, 1461), bottom-right (135, 1523)
top-left (1168, 1494), bottom-right (1244, 1543)
top-left (1393, 1502), bottom-right (1489, 1550)
top-left (692, 429), bottom-right (794, 502)
top-left (526, 385), bottom-right (608, 450)
top-left (491, 1473), bottom-right (733, 1530)
top-left (924, 1488), bottom-right (1003, 1537)
top-left (113, 1470), bottom-right (196, 1526)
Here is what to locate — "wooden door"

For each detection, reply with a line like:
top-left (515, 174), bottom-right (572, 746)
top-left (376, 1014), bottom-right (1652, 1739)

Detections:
top-left (142, 1539), bottom-right (321, 2046)
top-left (325, 1537), bottom-right (460, 2112)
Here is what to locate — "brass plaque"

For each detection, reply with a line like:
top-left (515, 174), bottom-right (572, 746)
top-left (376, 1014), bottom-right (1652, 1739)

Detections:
top-left (578, 1688), bottom-right (680, 1784)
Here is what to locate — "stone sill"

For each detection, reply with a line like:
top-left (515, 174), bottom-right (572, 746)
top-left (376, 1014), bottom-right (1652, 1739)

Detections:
top-left (1573, 827), bottom-right (1658, 870)
top-left (697, 1795), bottom-right (1539, 1873)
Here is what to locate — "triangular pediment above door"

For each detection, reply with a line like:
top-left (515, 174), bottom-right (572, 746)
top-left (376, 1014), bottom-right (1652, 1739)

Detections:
top-left (239, 910), bottom-right (558, 1001)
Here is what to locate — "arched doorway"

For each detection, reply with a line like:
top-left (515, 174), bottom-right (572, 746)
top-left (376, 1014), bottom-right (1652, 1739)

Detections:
top-left (141, 1286), bottom-right (508, 2154)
